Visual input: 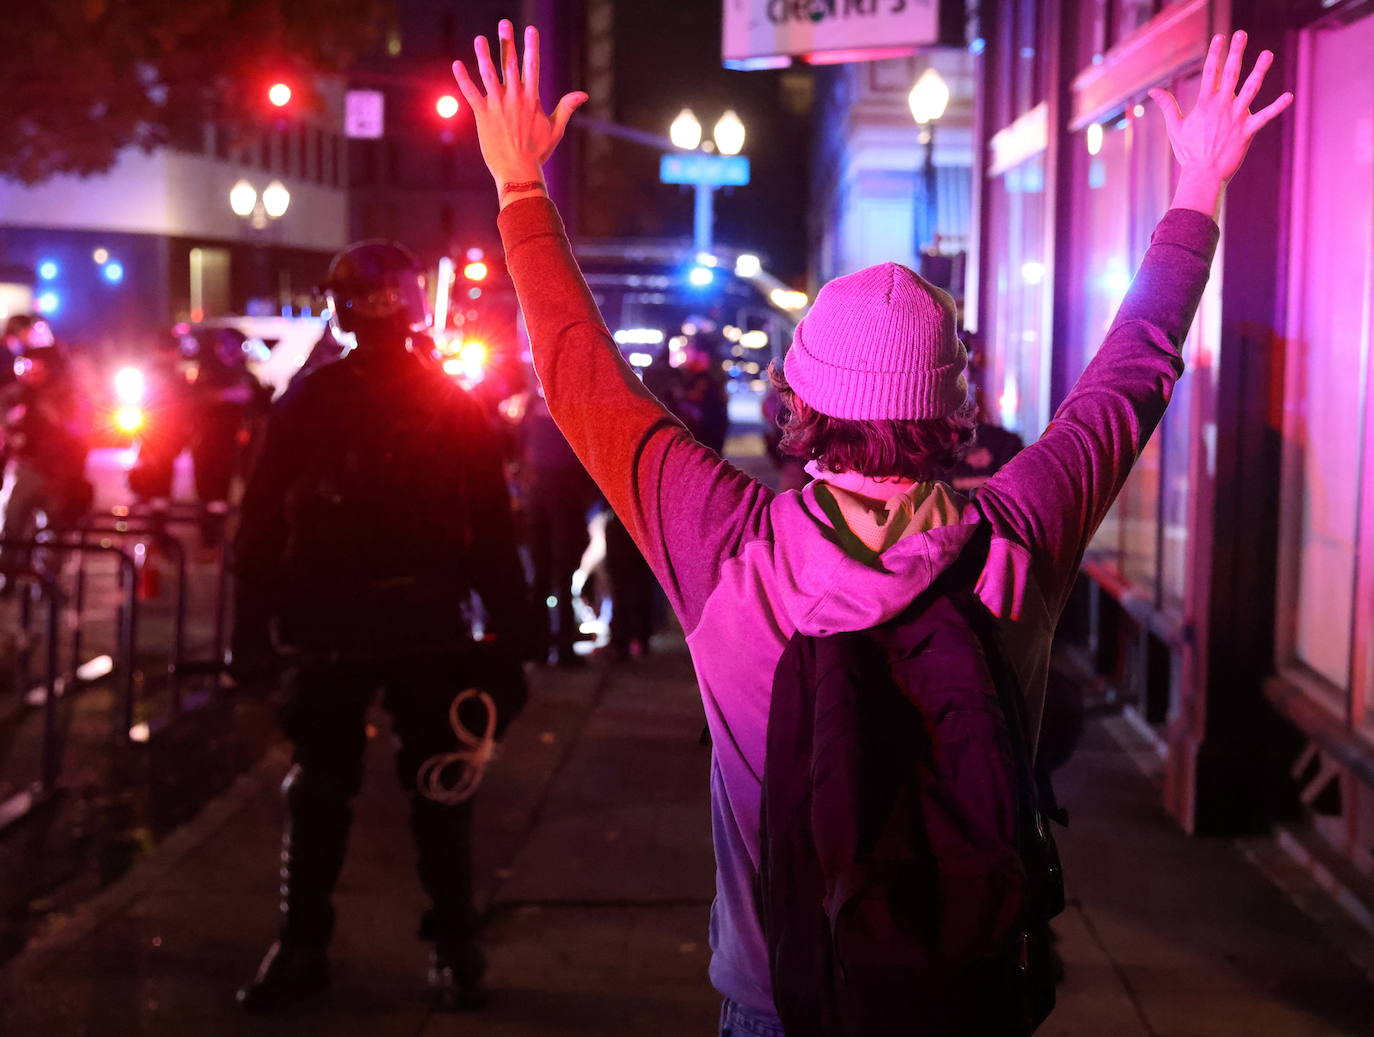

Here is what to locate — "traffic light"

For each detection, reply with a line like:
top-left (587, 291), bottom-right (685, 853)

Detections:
top-left (436, 94), bottom-right (460, 119)
top-left (268, 82), bottom-right (292, 108)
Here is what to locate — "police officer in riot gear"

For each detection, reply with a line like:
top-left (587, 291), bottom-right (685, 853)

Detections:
top-left (231, 240), bottom-right (528, 1012)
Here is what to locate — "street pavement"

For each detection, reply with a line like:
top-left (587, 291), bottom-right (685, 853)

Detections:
top-left (3, 639), bottom-right (1374, 1035)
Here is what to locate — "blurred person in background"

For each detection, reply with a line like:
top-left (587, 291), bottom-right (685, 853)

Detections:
top-left (187, 327), bottom-right (270, 547)
top-left (231, 240), bottom-right (528, 1014)
top-left (2, 315), bottom-right (50, 394)
top-left (0, 336), bottom-right (93, 581)
top-left (602, 505), bottom-right (656, 659)
top-left (1, 316), bottom-right (50, 474)
top-left (127, 331), bottom-right (195, 509)
top-left (670, 332), bottom-right (730, 455)
top-left (516, 387), bottom-right (596, 666)
top-left (947, 337), bottom-right (1026, 494)
top-left (761, 383), bottom-right (809, 493)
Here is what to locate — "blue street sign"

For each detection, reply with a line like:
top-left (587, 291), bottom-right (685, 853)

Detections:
top-left (659, 153), bottom-right (751, 187)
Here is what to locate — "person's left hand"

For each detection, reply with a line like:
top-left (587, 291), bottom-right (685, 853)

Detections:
top-left (452, 20), bottom-right (588, 202)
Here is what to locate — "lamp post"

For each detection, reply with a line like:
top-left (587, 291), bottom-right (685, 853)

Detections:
top-left (907, 68), bottom-right (950, 264)
top-left (668, 108), bottom-right (747, 255)
top-left (229, 178), bottom-right (290, 309)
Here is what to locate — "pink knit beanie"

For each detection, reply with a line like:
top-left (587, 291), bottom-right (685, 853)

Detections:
top-left (783, 262), bottom-right (967, 420)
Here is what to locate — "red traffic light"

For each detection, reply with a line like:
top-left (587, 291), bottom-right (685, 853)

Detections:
top-left (268, 83), bottom-right (292, 107)
top-left (436, 94), bottom-right (460, 119)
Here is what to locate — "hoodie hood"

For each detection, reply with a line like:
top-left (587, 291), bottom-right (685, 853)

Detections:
top-left (765, 479), bottom-right (978, 638)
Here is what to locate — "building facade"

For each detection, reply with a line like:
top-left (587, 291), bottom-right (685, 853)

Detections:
top-left (964, 0), bottom-right (1374, 911)
top-left (0, 86), bottom-right (349, 351)
top-left (810, 51), bottom-right (977, 291)
top-left (344, 0), bottom-right (532, 267)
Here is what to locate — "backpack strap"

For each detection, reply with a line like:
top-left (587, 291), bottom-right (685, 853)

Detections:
top-left (946, 519), bottom-right (1066, 920)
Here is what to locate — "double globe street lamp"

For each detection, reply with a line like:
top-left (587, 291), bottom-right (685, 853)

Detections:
top-left (229, 178), bottom-right (291, 228)
top-left (230, 178), bottom-right (291, 308)
top-left (667, 108), bottom-right (747, 254)
top-left (669, 108), bottom-right (747, 156)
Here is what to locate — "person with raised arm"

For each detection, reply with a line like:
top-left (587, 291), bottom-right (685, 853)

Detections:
top-left (454, 23), bottom-right (1290, 1034)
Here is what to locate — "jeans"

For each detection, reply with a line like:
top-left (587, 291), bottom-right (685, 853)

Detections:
top-left (719, 998), bottom-right (785, 1037)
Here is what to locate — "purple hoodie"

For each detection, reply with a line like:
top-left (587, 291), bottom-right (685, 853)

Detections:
top-left (499, 199), bottom-right (1219, 1013)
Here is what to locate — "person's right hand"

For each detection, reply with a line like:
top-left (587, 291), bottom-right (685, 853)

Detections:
top-left (452, 20), bottom-right (588, 207)
top-left (1149, 31), bottom-right (1292, 215)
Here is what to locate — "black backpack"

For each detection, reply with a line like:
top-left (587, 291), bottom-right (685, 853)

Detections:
top-left (758, 523), bottom-right (1064, 1037)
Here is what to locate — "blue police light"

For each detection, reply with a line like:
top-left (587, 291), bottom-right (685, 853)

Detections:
top-left (35, 291), bottom-right (60, 314)
top-left (688, 265), bottom-right (715, 287)
top-left (102, 261), bottom-right (125, 284)
top-left (38, 260), bottom-right (59, 280)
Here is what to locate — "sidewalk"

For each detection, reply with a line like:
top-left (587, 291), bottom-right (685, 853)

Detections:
top-left (3, 639), bottom-right (1373, 1035)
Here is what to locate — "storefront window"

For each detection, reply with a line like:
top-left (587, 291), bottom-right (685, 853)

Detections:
top-left (1147, 76), bottom-right (1203, 612)
top-left (985, 155), bottom-right (1048, 441)
top-left (1068, 117), bottom-right (1131, 563)
top-left (1066, 89), bottom-right (1194, 606)
top-left (1283, 13), bottom-right (1374, 698)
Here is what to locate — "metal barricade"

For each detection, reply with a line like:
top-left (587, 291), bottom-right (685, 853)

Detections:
top-left (0, 568), bottom-right (63, 832)
top-left (5, 499), bottom-right (236, 748)
top-left (81, 503), bottom-right (234, 681)
top-left (58, 521), bottom-right (190, 708)
top-left (3, 537), bottom-right (140, 737)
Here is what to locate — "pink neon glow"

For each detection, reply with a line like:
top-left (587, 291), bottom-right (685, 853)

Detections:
top-left (802, 46), bottom-right (919, 66)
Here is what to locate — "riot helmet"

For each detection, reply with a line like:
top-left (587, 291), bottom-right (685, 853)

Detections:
top-left (323, 241), bottom-right (432, 354)
top-left (5, 314), bottom-right (55, 352)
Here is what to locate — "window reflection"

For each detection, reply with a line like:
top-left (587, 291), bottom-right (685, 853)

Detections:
top-left (986, 155), bottom-right (1047, 441)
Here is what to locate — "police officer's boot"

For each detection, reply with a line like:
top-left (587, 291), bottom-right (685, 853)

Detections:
top-left (411, 795), bottom-right (488, 1010)
top-left (236, 941), bottom-right (329, 1013)
top-left (237, 766), bottom-right (353, 1012)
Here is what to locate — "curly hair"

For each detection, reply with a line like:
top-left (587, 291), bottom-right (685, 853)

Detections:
top-left (767, 361), bottom-right (976, 483)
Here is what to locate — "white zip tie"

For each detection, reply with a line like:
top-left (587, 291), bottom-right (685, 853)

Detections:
top-left (416, 688), bottom-right (499, 805)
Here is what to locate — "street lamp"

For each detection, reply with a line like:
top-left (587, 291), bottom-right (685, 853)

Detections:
top-left (667, 108), bottom-right (749, 254)
top-left (670, 108), bottom-right (703, 150)
top-left (908, 67), bottom-right (950, 261)
top-left (262, 180), bottom-right (291, 219)
top-left (229, 178), bottom-right (289, 228)
top-left (713, 110), bottom-right (746, 156)
top-left (229, 178), bottom-right (291, 309)
top-left (229, 180), bottom-right (257, 218)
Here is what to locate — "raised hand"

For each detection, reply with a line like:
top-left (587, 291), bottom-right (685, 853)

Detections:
top-left (452, 20), bottom-right (588, 206)
top-left (1148, 31), bottom-right (1293, 216)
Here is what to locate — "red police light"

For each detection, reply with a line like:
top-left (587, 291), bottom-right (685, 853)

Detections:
top-left (268, 83), bottom-right (292, 108)
top-left (463, 261), bottom-right (488, 281)
top-left (436, 94), bottom-right (460, 119)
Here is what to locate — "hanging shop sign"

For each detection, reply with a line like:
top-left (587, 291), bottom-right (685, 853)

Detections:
top-left (723, 0), bottom-right (940, 69)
